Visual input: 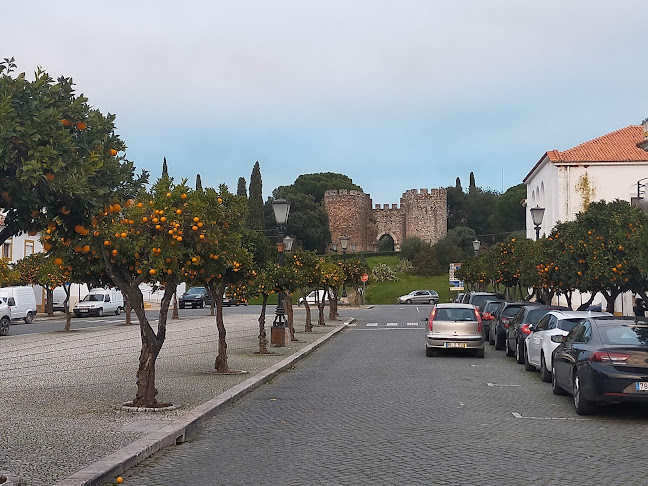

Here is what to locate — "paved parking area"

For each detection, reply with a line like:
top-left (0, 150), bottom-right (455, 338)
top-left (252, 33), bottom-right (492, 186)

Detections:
top-left (0, 311), bottom-right (339, 485)
top-left (123, 310), bottom-right (648, 485)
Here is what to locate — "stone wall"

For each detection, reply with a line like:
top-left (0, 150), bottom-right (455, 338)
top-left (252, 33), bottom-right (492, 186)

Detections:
top-left (323, 187), bottom-right (447, 252)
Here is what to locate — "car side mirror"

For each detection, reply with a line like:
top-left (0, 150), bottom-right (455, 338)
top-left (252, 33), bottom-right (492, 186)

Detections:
top-left (550, 335), bottom-right (564, 343)
top-left (7, 297), bottom-right (15, 306)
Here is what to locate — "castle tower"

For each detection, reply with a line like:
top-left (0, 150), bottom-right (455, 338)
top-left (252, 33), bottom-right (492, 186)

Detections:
top-left (323, 190), bottom-right (372, 251)
top-left (400, 188), bottom-right (447, 244)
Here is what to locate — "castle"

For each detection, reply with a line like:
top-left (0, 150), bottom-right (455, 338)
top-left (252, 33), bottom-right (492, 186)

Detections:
top-left (323, 188), bottom-right (447, 252)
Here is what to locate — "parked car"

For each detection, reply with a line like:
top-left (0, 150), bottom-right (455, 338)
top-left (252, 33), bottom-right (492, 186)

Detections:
top-left (424, 303), bottom-right (484, 358)
top-left (490, 301), bottom-right (528, 352)
top-left (461, 291), bottom-right (505, 308)
top-left (507, 304), bottom-right (569, 364)
top-left (398, 290), bottom-right (439, 305)
top-left (477, 299), bottom-right (504, 339)
top-left (552, 316), bottom-right (648, 414)
top-left (0, 286), bottom-right (38, 323)
top-left (0, 301), bottom-right (12, 336)
top-left (525, 310), bottom-right (611, 380)
top-left (178, 287), bottom-right (211, 309)
top-left (73, 288), bottom-right (124, 317)
top-left (454, 292), bottom-right (465, 303)
top-left (298, 290), bottom-right (329, 306)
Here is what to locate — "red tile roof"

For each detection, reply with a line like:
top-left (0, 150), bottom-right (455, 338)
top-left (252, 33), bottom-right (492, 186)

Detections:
top-left (546, 125), bottom-right (648, 162)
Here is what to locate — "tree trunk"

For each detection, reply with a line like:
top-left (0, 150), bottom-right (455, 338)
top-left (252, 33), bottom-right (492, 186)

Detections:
top-left (214, 280), bottom-right (230, 373)
top-left (565, 290), bottom-right (573, 309)
top-left (284, 291), bottom-right (296, 341)
top-left (577, 293), bottom-right (597, 311)
top-left (172, 291), bottom-right (179, 319)
top-left (45, 287), bottom-right (54, 316)
top-left (328, 287), bottom-right (338, 321)
top-left (124, 295), bottom-right (132, 326)
top-left (258, 293), bottom-right (270, 354)
top-left (317, 289), bottom-right (326, 326)
top-left (63, 286), bottom-right (72, 331)
top-left (303, 290), bottom-right (313, 332)
top-left (603, 290), bottom-right (620, 314)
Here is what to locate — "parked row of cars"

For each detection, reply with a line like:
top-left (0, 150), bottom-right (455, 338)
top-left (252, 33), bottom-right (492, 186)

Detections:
top-left (440, 291), bottom-right (648, 415)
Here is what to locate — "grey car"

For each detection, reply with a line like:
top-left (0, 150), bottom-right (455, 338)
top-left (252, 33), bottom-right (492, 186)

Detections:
top-left (398, 290), bottom-right (439, 304)
top-left (425, 303), bottom-right (485, 357)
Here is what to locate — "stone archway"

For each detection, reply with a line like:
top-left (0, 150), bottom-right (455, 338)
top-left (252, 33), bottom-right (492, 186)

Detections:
top-left (377, 234), bottom-right (395, 252)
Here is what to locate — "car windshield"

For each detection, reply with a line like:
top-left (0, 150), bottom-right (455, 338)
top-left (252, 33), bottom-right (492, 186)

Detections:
top-left (435, 308), bottom-right (476, 321)
top-left (186, 288), bottom-right (204, 295)
top-left (557, 318), bottom-right (583, 332)
top-left (502, 306), bottom-right (524, 317)
top-left (484, 301), bottom-right (502, 312)
top-left (527, 308), bottom-right (551, 324)
top-left (82, 294), bottom-right (104, 302)
top-left (472, 295), bottom-right (498, 307)
top-left (600, 325), bottom-right (648, 346)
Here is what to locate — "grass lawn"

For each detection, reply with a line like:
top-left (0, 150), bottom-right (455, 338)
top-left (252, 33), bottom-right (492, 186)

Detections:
top-left (363, 256), bottom-right (456, 305)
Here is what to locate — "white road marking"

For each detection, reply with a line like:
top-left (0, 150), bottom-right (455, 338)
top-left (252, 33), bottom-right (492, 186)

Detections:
top-left (511, 411), bottom-right (586, 421)
top-left (347, 322), bottom-right (357, 327)
top-left (366, 323), bottom-right (378, 327)
top-left (386, 323), bottom-right (398, 327)
top-left (487, 383), bottom-right (521, 387)
top-left (407, 322), bottom-right (419, 326)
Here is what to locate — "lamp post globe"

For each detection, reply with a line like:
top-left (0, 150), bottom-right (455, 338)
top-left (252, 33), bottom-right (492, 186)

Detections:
top-left (530, 206), bottom-right (545, 241)
top-left (472, 239), bottom-right (481, 253)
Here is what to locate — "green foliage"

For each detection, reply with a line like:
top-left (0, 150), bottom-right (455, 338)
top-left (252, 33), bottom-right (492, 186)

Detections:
top-left (371, 263), bottom-right (397, 282)
top-left (247, 161), bottom-right (263, 230)
top-left (400, 236), bottom-right (425, 261)
top-left (237, 177), bottom-right (247, 197)
top-left (395, 258), bottom-right (413, 273)
top-left (292, 172), bottom-right (362, 203)
top-left (490, 183), bottom-right (526, 235)
top-left (0, 60), bottom-right (147, 245)
top-left (266, 186), bottom-right (331, 253)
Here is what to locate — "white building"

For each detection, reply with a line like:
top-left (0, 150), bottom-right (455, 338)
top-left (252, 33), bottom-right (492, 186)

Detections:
top-left (524, 120), bottom-right (648, 314)
top-left (524, 122), bottom-right (648, 239)
top-left (0, 213), bottom-right (44, 263)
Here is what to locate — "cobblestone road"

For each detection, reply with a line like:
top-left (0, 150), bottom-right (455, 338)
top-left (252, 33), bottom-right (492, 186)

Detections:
top-left (123, 306), bottom-right (648, 485)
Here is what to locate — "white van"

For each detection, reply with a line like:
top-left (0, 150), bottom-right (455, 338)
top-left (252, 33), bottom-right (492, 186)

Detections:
top-left (73, 288), bottom-right (124, 317)
top-left (0, 286), bottom-right (38, 323)
top-left (298, 290), bottom-right (329, 306)
top-left (52, 286), bottom-right (67, 311)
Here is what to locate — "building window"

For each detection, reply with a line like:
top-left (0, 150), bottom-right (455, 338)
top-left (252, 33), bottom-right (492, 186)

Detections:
top-left (2, 240), bottom-right (11, 260)
top-left (25, 240), bottom-right (35, 256)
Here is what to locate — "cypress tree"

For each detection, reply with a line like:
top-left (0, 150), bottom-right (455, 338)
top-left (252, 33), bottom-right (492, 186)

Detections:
top-left (247, 161), bottom-right (263, 230)
top-left (455, 177), bottom-right (462, 191)
top-left (469, 172), bottom-right (476, 193)
top-left (237, 177), bottom-right (247, 197)
top-left (195, 174), bottom-right (203, 191)
top-left (162, 157), bottom-right (168, 177)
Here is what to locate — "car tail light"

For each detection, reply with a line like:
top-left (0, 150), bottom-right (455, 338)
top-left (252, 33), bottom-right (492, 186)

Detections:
top-left (483, 312), bottom-right (492, 320)
top-left (502, 317), bottom-right (509, 328)
top-left (429, 307), bottom-right (436, 332)
top-left (520, 324), bottom-right (532, 335)
top-left (474, 308), bottom-right (482, 333)
top-left (589, 351), bottom-right (630, 364)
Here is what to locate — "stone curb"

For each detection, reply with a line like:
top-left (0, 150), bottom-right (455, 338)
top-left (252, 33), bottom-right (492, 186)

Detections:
top-left (0, 472), bottom-right (22, 486)
top-left (53, 318), bottom-right (354, 486)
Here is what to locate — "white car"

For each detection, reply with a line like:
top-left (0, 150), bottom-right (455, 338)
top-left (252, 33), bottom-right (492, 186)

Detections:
top-left (524, 310), bottom-right (611, 381)
top-left (298, 290), bottom-right (329, 306)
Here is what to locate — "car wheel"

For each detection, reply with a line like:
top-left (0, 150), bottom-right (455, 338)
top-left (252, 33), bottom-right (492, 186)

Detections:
top-left (98, 308), bottom-right (104, 317)
top-left (540, 353), bottom-right (552, 382)
top-left (426, 347), bottom-right (436, 357)
top-left (551, 363), bottom-right (568, 395)
top-left (199, 300), bottom-right (204, 309)
top-left (115, 307), bottom-right (121, 316)
top-left (179, 304), bottom-right (185, 309)
top-left (475, 348), bottom-right (485, 358)
top-left (573, 372), bottom-right (595, 415)
top-left (406, 299), bottom-right (412, 304)
top-left (24, 312), bottom-right (34, 324)
top-left (428, 299), bottom-right (434, 304)
top-left (524, 345), bottom-right (535, 371)
top-left (516, 339), bottom-right (525, 364)
top-left (505, 338), bottom-right (515, 357)
top-left (0, 316), bottom-right (9, 336)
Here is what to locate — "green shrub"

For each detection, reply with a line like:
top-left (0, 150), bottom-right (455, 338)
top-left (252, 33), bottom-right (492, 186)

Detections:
top-left (396, 258), bottom-right (413, 273)
top-left (371, 263), bottom-right (398, 282)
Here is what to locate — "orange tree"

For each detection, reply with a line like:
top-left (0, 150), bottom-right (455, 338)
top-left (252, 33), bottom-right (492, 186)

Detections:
top-left (290, 249), bottom-right (320, 332)
top-left (0, 58), bottom-right (146, 245)
top-left (13, 253), bottom-right (66, 316)
top-left (180, 186), bottom-right (256, 372)
top-left (45, 176), bottom-right (212, 407)
top-left (0, 258), bottom-right (19, 286)
top-left (317, 258), bottom-right (344, 322)
top-left (495, 237), bottom-right (531, 300)
top-left (338, 257), bottom-right (369, 306)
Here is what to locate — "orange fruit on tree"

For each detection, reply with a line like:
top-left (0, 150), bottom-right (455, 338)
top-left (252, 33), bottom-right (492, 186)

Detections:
top-left (104, 240), bottom-right (111, 246)
top-left (76, 122), bottom-right (87, 130)
top-left (149, 268), bottom-right (156, 275)
top-left (74, 224), bottom-right (86, 234)
top-left (181, 193), bottom-right (187, 199)
top-left (45, 173), bottom-right (55, 181)
top-left (60, 206), bottom-right (70, 215)
top-left (113, 203), bottom-right (122, 212)
top-left (109, 149), bottom-right (118, 156)
top-left (53, 257), bottom-right (63, 265)
top-left (60, 119), bottom-right (73, 126)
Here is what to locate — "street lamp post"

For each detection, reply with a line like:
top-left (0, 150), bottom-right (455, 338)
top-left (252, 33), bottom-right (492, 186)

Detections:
top-left (339, 236), bottom-right (350, 297)
top-left (530, 206), bottom-right (545, 241)
top-left (271, 198), bottom-right (291, 347)
top-left (472, 239), bottom-right (481, 254)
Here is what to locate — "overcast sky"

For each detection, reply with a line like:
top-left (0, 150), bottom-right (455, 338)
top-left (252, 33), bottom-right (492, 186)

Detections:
top-left (5, 0), bottom-right (648, 204)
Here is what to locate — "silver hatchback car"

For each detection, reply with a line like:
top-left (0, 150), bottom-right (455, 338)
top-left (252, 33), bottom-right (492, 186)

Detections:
top-left (425, 303), bottom-right (485, 358)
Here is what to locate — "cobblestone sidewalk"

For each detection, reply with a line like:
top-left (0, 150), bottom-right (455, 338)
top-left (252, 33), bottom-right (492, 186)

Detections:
top-left (0, 311), bottom-right (345, 485)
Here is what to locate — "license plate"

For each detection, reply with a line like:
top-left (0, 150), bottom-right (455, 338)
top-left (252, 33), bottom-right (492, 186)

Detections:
top-left (445, 342), bottom-right (466, 348)
top-left (635, 382), bottom-right (648, 391)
